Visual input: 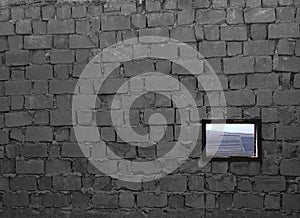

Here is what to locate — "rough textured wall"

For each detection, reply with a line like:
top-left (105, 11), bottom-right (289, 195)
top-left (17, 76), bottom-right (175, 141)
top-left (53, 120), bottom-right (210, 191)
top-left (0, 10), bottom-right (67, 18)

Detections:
top-left (0, 0), bottom-right (300, 217)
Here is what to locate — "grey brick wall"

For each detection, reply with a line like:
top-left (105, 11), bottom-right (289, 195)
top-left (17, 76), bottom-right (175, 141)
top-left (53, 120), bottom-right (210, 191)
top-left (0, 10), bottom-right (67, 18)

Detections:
top-left (0, 0), bottom-right (299, 217)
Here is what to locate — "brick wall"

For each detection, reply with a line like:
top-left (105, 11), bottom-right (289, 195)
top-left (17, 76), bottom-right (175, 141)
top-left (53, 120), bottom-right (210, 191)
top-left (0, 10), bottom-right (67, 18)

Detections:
top-left (0, 0), bottom-right (300, 217)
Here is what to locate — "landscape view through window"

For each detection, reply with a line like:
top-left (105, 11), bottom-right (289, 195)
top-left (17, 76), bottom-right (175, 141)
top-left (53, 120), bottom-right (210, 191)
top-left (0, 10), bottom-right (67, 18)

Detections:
top-left (206, 123), bottom-right (257, 158)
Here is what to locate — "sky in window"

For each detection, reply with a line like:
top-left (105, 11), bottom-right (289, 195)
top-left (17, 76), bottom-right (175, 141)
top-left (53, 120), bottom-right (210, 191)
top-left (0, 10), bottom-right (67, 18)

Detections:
top-left (206, 123), bottom-right (255, 134)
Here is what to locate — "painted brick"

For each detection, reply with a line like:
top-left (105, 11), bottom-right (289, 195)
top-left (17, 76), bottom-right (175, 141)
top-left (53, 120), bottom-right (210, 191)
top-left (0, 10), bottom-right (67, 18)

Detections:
top-left (268, 23), bottom-right (300, 38)
top-left (5, 112), bottom-right (32, 127)
top-left (24, 36), bottom-right (52, 49)
top-left (47, 20), bottom-right (75, 34)
top-left (101, 16), bottom-right (130, 31)
top-left (224, 56), bottom-right (254, 74)
top-left (221, 26), bottom-right (247, 41)
top-left (244, 8), bottom-right (275, 23)
top-left (196, 9), bottom-right (226, 24)
top-left (244, 40), bottom-right (275, 56)
top-left (147, 13), bottom-right (175, 27)
top-left (69, 35), bottom-right (99, 49)
top-left (199, 41), bottom-right (226, 57)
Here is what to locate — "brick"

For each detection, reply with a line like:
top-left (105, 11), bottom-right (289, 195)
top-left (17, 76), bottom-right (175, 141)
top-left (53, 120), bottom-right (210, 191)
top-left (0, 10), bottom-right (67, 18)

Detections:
top-left (233, 193), bottom-right (263, 209)
top-left (160, 175), bottom-right (187, 192)
top-left (196, 9), bottom-right (226, 24)
top-left (33, 81), bottom-right (48, 94)
top-left (8, 36), bottom-right (23, 50)
top-left (199, 41), bottom-right (226, 57)
top-left (25, 95), bottom-right (53, 110)
top-left (244, 40), bottom-right (275, 56)
top-left (16, 160), bottom-right (44, 174)
top-left (119, 192), bottom-right (135, 208)
top-left (46, 159), bottom-right (71, 174)
top-left (93, 193), bottom-right (118, 208)
top-left (0, 22), bottom-right (14, 36)
top-left (0, 175), bottom-right (9, 190)
top-left (0, 67), bottom-right (9, 81)
top-left (226, 7), bottom-right (243, 24)
top-left (16, 20), bottom-right (32, 34)
top-left (26, 64), bottom-right (53, 80)
top-left (148, 13), bottom-right (175, 27)
top-left (269, 23), bottom-right (300, 38)
top-left (102, 16), bottom-right (130, 31)
top-left (10, 176), bottom-right (37, 190)
top-left (145, 0), bottom-right (161, 11)
top-left (204, 25), bottom-right (219, 40)
top-left (139, 27), bottom-right (169, 43)
top-left (43, 193), bottom-right (69, 207)
top-left (47, 20), bottom-right (74, 34)
top-left (275, 56), bottom-right (300, 73)
top-left (273, 90), bottom-right (300, 105)
top-left (185, 193), bottom-right (205, 208)
top-left (194, 0), bottom-right (210, 8)
top-left (255, 56), bottom-right (272, 72)
top-left (221, 26), bottom-right (247, 41)
top-left (227, 42), bottom-right (242, 56)
top-left (5, 81), bottom-right (31, 95)
top-left (282, 194), bottom-right (300, 209)
top-left (137, 193), bottom-right (167, 208)
top-left (72, 5), bottom-right (87, 18)
top-left (3, 193), bottom-right (29, 207)
top-left (0, 38), bottom-right (8, 52)
top-left (206, 175), bottom-right (236, 191)
top-left (42, 5), bottom-right (55, 20)
top-left (277, 126), bottom-right (300, 141)
top-left (50, 110), bottom-right (73, 126)
top-left (24, 36), bottom-right (52, 50)
top-left (25, 127), bottom-right (53, 142)
top-left (5, 50), bottom-right (30, 66)
top-left (61, 143), bottom-right (85, 157)
top-left (0, 8), bottom-right (10, 22)
top-left (188, 175), bottom-right (204, 191)
top-left (265, 194), bottom-right (280, 209)
top-left (230, 162), bottom-right (260, 175)
top-left (69, 35), bottom-right (99, 49)
top-left (171, 26), bottom-right (196, 42)
top-left (50, 50), bottom-right (75, 64)
top-left (53, 175), bottom-right (81, 190)
top-left (145, 75), bottom-right (179, 91)
top-left (251, 24), bottom-right (267, 40)
top-left (20, 144), bottom-right (47, 157)
top-left (248, 73), bottom-right (278, 89)
top-left (254, 176), bottom-right (286, 192)
top-left (178, 10), bottom-right (194, 25)
top-left (224, 56), bottom-right (254, 74)
top-left (277, 7), bottom-right (294, 22)
top-left (278, 39), bottom-right (295, 55)
top-left (244, 8), bottom-right (275, 23)
top-left (225, 90), bottom-right (255, 106)
top-left (5, 112), bottom-right (32, 127)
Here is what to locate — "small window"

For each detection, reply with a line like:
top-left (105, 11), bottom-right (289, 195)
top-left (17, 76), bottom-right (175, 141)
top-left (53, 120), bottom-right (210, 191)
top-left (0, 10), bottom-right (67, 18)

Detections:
top-left (202, 119), bottom-right (261, 161)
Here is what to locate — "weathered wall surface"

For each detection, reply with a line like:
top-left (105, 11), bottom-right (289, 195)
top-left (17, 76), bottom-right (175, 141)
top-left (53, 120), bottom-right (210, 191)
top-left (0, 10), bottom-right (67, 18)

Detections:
top-left (0, 0), bottom-right (299, 217)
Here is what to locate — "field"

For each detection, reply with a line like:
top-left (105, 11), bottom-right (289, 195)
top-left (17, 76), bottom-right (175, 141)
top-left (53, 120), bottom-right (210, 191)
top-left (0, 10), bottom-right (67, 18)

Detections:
top-left (206, 130), bottom-right (255, 157)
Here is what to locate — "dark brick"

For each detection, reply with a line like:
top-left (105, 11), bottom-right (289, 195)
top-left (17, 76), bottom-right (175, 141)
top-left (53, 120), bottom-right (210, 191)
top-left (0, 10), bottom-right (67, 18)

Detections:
top-left (16, 20), bottom-right (32, 34)
top-left (275, 56), bottom-right (300, 73)
top-left (199, 41), bottom-right (226, 57)
top-left (50, 50), bottom-right (75, 64)
top-left (225, 90), bottom-right (255, 106)
top-left (53, 175), bottom-right (81, 190)
top-left (16, 160), bottom-right (44, 174)
top-left (248, 73), bottom-right (279, 89)
top-left (221, 26), bottom-right (247, 41)
top-left (24, 36), bottom-right (52, 50)
top-left (224, 56), bottom-right (254, 74)
top-left (43, 193), bottom-right (69, 207)
top-left (119, 192), bottom-right (135, 208)
top-left (0, 97), bottom-right (10, 112)
top-left (92, 193), bottom-right (118, 208)
top-left (185, 193), bottom-right (205, 208)
top-left (42, 5), bottom-right (55, 20)
top-left (5, 81), bottom-right (31, 95)
top-left (233, 193), bottom-right (263, 209)
top-left (20, 144), bottom-right (47, 158)
top-left (230, 162), bottom-right (260, 175)
top-left (10, 176), bottom-right (37, 190)
top-left (280, 159), bottom-right (300, 176)
top-left (69, 35), bottom-right (99, 49)
top-left (49, 80), bottom-right (76, 94)
top-left (50, 110), bottom-right (73, 126)
top-left (5, 112), bottom-right (32, 127)
top-left (46, 159), bottom-right (71, 174)
top-left (206, 175), bottom-right (236, 191)
top-left (251, 24), bottom-right (267, 40)
top-left (137, 193), bottom-right (167, 208)
top-left (244, 40), bottom-right (275, 56)
top-left (25, 126), bottom-right (53, 142)
top-left (254, 176), bottom-right (286, 192)
top-left (3, 192), bottom-right (29, 207)
top-left (282, 194), bottom-right (300, 209)
top-left (160, 175), bottom-right (187, 192)
top-left (273, 90), bottom-right (300, 105)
